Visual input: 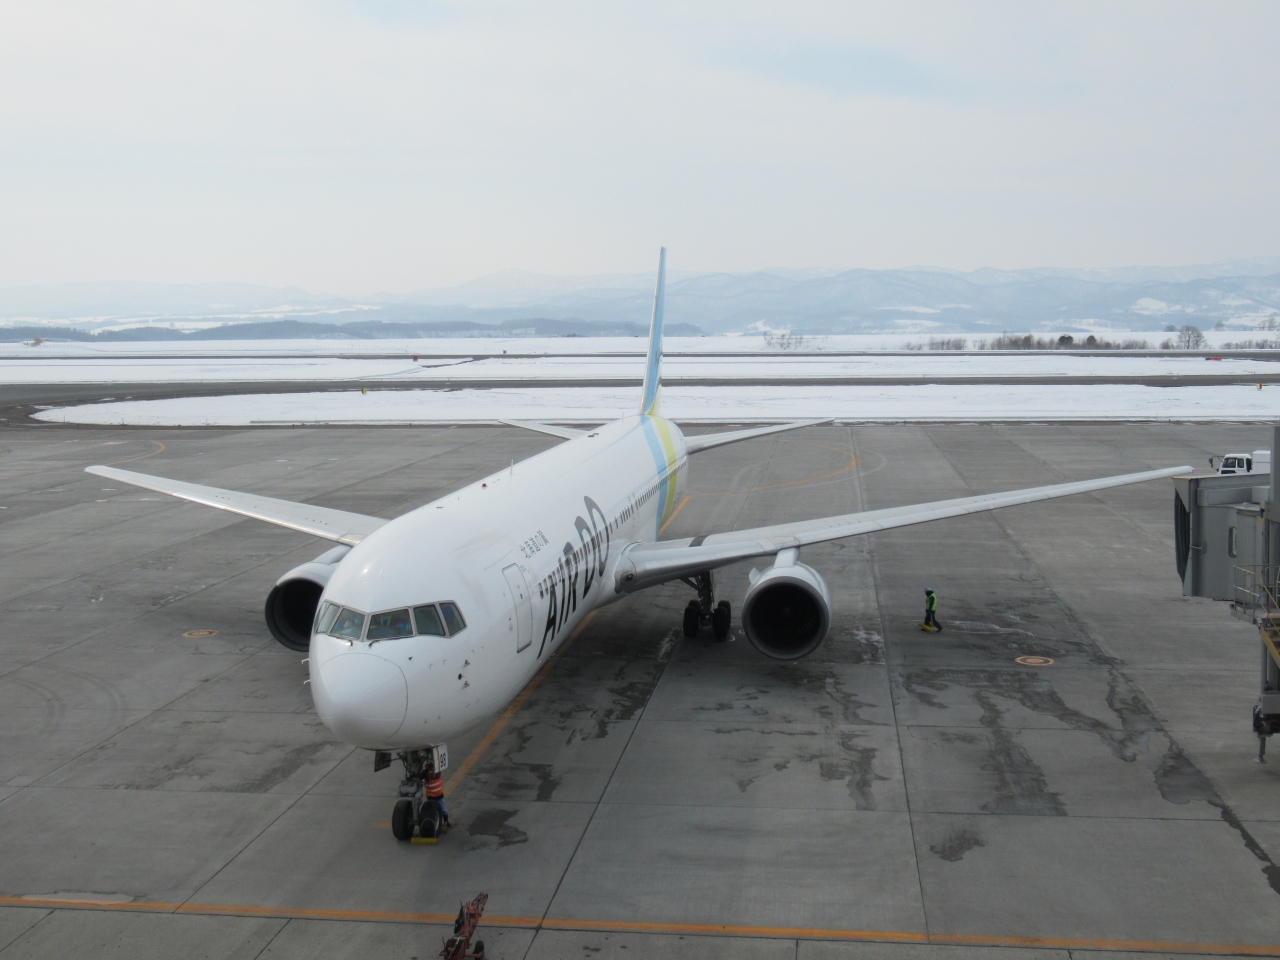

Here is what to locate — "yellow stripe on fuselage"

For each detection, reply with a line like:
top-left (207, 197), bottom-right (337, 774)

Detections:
top-left (652, 417), bottom-right (681, 523)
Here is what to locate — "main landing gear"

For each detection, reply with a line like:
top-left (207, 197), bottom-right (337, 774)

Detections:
top-left (680, 570), bottom-right (731, 641)
top-left (382, 748), bottom-right (450, 843)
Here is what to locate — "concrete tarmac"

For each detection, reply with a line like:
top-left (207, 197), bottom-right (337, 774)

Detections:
top-left (0, 420), bottom-right (1277, 958)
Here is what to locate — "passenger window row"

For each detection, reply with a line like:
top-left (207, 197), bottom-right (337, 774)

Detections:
top-left (314, 600), bottom-right (466, 641)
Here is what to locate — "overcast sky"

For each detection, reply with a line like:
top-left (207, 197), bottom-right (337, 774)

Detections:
top-left (2, 1), bottom-right (1277, 293)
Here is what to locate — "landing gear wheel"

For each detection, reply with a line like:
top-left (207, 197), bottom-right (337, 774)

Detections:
top-left (712, 600), bottom-right (731, 640)
top-left (682, 601), bottom-right (700, 638)
top-left (391, 799), bottom-right (414, 842)
top-left (418, 802), bottom-right (442, 840)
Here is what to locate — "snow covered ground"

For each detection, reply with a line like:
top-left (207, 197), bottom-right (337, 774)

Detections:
top-left (16, 333), bottom-right (1280, 426)
top-left (0, 334), bottom-right (920, 358)
top-left (2, 331), bottom-right (1275, 360)
top-left (34, 382), bottom-right (1280, 426)
top-left (4, 351), bottom-right (1279, 384)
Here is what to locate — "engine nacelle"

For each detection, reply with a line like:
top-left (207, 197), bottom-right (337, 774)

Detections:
top-left (264, 545), bottom-right (351, 651)
top-left (741, 550), bottom-right (831, 660)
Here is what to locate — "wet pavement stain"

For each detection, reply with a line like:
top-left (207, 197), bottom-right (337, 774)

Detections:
top-left (930, 828), bottom-right (985, 862)
top-left (936, 596), bottom-right (1114, 667)
top-left (560, 717), bottom-right (617, 744)
top-left (691, 683), bottom-right (768, 717)
top-left (896, 610), bottom-right (1168, 819)
top-left (899, 663), bottom-right (1166, 817)
top-left (897, 598), bottom-right (1280, 895)
top-left (540, 660), bottom-right (665, 727)
top-left (900, 667), bottom-right (1161, 762)
top-left (814, 732), bottom-right (888, 810)
top-left (466, 808), bottom-right (528, 848)
top-left (1154, 743), bottom-right (1220, 805)
top-left (822, 619), bottom-right (886, 664)
top-left (973, 689), bottom-right (1065, 816)
top-left (1155, 743), bottom-right (1280, 897)
top-left (220, 741), bottom-right (334, 794)
top-left (523, 762), bottom-right (561, 802)
top-left (482, 721), bottom-right (569, 801)
top-left (763, 662), bottom-right (885, 725)
top-left (126, 753), bottom-right (204, 791)
top-left (710, 727), bottom-right (819, 737)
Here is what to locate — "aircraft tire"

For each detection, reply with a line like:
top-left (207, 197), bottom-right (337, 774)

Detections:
top-left (682, 602), bottom-right (700, 638)
top-left (391, 799), bottom-right (415, 841)
top-left (419, 802), bottom-right (442, 840)
top-left (712, 601), bottom-right (731, 640)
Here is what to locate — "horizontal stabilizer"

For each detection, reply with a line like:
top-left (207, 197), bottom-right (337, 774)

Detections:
top-left (614, 464), bottom-right (1192, 592)
top-left (86, 465), bottom-right (388, 545)
top-left (683, 419), bottom-right (831, 455)
top-left (498, 420), bottom-right (587, 441)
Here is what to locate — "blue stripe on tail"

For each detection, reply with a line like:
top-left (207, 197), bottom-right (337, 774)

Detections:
top-left (639, 248), bottom-right (666, 416)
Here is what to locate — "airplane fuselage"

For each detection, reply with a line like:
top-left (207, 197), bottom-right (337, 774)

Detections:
top-left (309, 414), bottom-right (688, 749)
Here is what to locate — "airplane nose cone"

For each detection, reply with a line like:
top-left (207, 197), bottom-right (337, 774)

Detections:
top-left (312, 653), bottom-right (408, 745)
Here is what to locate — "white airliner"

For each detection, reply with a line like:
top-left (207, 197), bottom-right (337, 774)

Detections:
top-left (88, 249), bottom-right (1190, 842)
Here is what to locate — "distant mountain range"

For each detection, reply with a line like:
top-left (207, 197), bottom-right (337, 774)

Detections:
top-left (3, 258), bottom-right (1279, 339)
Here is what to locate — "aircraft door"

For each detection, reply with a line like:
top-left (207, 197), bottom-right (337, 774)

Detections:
top-left (502, 563), bottom-right (533, 652)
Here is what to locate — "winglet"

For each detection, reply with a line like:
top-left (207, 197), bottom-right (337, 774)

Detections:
top-left (639, 247), bottom-right (666, 416)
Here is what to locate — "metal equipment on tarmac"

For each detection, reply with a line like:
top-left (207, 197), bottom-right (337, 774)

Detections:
top-left (440, 892), bottom-right (488, 960)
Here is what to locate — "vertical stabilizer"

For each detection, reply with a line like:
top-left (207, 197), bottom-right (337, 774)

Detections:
top-left (639, 247), bottom-right (666, 416)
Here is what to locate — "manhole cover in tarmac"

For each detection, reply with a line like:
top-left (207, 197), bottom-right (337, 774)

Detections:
top-left (1015, 655), bottom-right (1054, 666)
top-left (183, 629), bottom-right (219, 638)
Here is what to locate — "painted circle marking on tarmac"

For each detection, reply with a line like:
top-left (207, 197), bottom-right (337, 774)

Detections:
top-left (1015, 655), bottom-right (1054, 666)
top-left (183, 629), bottom-right (219, 638)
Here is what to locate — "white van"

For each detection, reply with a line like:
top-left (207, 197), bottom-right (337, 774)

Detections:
top-left (1212, 450), bottom-right (1271, 475)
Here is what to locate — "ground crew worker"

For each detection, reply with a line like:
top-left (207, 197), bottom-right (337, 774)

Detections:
top-left (924, 588), bottom-right (941, 632)
top-left (426, 770), bottom-right (449, 827)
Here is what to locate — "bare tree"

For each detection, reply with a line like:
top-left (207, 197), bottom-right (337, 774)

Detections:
top-left (1175, 325), bottom-right (1206, 349)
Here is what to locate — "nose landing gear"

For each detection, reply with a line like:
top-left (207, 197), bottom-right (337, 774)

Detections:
top-left (681, 571), bottom-right (732, 641)
top-left (385, 747), bottom-right (450, 843)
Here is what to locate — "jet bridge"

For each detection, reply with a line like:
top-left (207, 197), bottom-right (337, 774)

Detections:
top-left (1175, 425), bottom-right (1280, 760)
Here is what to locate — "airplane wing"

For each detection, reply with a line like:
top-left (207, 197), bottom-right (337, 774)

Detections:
top-left (86, 465), bottom-right (389, 546)
top-left (614, 464), bottom-right (1191, 592)
top-left (498, 419), bottom-right (587, 441)
top-left (683, 419), bottom-right (832, 455)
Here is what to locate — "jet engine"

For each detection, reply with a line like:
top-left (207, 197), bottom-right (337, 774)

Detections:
top-left (264, 545), bottom-right (351, 651)
top-left (740, 549), bottom-right (831, 660)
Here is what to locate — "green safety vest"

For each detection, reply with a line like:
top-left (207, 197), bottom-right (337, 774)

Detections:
top-left (926, 593), bottom-right (937, 612)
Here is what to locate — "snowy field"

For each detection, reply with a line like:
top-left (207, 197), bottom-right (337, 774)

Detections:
top-left (17, 334), bottom-right (1280, 425)
top-left (1, 331), bottom-right (1274, 360)
top-left (34, 383), bottom-right (1280, 426)
top-left (0, 334), bottom-right (930, 358)
top-left (4, 350), bottom-right (1279, 384)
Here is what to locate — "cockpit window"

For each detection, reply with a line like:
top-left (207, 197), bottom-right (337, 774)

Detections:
top-left (315, 601), bottom-right (339, 636)
top-left (330, 607), bottom-right (366, 640)
top-left (367, 609), bottom-right (413, 640)
top-left (440, 602), bottom-right (466, 636)
top-left (414, 604), bottom-right (446, 637)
